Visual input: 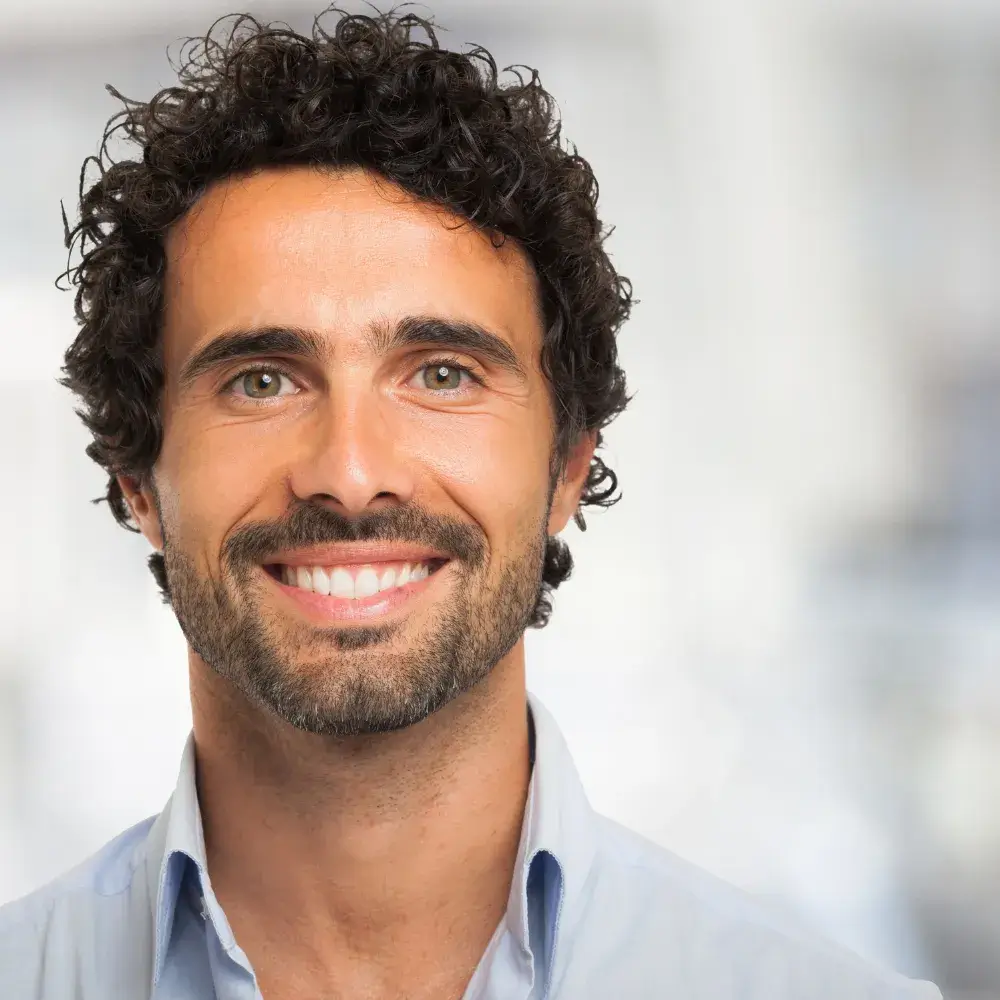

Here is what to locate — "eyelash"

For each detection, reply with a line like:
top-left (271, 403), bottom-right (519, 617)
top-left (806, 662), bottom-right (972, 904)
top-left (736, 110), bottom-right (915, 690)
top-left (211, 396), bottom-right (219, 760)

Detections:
top-left (223, 356), bottom-right (483, 404)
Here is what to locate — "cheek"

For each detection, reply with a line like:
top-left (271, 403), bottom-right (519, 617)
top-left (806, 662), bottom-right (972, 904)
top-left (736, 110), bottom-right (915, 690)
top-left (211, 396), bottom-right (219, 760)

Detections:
top-left (156, 415), bottom-right (283, 547)
top-left (405, 412), bottom-right (552, 537)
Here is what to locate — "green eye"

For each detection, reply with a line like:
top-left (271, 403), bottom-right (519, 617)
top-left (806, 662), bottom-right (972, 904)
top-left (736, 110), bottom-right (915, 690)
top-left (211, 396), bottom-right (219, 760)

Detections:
top-left (422, 364), bottom-right (463, 391)
top-left (242, 371), bottom-right (283, 397)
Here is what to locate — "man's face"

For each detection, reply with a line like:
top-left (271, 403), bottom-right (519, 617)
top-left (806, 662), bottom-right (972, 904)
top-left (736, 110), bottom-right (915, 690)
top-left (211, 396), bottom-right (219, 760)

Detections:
top-left (123, 166), bottom-right (592, 736)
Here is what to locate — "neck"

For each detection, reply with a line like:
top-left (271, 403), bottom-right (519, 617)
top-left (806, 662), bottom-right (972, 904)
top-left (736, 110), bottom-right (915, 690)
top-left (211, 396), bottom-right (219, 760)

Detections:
top-left (189, 648), bottom-right (531, 999)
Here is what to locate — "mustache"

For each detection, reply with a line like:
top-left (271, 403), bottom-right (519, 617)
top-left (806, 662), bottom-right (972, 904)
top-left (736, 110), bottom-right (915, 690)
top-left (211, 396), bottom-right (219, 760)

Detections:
top-left (222, 501), bottom-right (488, 571)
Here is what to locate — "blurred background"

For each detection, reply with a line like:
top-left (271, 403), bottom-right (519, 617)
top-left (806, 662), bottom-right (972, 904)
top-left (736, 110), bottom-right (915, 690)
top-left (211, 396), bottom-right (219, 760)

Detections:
top-left (0, 0), bottom-right (997, 994)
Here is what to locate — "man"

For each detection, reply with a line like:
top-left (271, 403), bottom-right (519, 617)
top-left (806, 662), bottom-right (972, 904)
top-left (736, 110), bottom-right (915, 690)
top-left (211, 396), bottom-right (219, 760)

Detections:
top-left (0, 8), bottom-right (941, 999)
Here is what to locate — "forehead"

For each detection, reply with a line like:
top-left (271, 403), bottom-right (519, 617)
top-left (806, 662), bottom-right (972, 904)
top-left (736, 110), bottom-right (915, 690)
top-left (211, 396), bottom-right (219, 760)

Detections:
top-left (161, 166), bottom-right (542, 363)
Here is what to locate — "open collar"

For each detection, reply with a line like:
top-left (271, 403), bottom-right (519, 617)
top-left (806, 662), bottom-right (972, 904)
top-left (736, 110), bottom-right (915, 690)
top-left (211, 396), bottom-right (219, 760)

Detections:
top-left (144, 693), bottom-right (598, 994)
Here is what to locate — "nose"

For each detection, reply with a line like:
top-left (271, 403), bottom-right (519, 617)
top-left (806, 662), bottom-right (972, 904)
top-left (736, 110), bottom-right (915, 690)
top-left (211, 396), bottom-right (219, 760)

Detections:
top-left (287, 381), bottom-right (416, 516)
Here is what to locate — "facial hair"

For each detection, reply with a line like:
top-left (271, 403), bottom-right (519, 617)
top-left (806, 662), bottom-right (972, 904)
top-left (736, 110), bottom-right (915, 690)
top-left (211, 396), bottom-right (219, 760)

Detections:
top-left (160, 500), bottom-right (549, 737)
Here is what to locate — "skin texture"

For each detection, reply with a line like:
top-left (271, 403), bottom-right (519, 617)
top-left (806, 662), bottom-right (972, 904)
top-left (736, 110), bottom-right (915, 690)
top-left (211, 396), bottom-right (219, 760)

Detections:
top-left (118, 166), bottom-right (595, 1000)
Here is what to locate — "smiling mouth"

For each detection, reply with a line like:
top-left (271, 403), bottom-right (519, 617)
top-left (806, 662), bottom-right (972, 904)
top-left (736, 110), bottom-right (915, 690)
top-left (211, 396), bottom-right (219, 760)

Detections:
top-left (264, 557), bottom-right (449, 600)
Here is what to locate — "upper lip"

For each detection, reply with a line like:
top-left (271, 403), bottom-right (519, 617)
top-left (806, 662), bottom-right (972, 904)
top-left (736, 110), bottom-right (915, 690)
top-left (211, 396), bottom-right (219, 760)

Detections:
top-left (265, 543), bottom-right (451, 568)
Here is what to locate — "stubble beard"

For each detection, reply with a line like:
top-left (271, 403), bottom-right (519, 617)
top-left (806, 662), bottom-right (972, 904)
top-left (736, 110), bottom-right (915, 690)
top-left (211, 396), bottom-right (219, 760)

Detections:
top-left (161, 502), bottom-right (549, 737)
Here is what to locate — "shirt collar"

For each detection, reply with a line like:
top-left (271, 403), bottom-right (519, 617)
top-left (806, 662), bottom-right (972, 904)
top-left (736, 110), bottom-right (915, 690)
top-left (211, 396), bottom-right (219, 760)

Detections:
top-left (144, 691), bottom-right (598, 991)
top-left (144, 731), bottom-right (235, 990)
top-left (505, 693), bottom-right (599, 965)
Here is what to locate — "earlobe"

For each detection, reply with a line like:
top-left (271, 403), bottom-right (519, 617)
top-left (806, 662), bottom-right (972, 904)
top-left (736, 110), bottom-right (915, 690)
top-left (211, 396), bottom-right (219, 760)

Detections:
top-left (565, 430), bottom-right (597, 491)
top-left (117, 473), bottom-right (165, 551)
top-left (547, 430), bottom-right (597, 536)
top-left (118, 474), bottom-right (148, 518)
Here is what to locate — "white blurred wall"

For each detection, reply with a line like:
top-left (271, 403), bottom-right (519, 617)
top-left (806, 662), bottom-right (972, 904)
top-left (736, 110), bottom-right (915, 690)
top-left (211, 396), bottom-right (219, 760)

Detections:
top-left (2, 0), bottom-right (999, 995)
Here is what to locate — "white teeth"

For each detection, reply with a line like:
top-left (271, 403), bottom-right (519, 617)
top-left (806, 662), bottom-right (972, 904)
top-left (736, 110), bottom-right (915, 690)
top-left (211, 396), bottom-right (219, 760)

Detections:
top-left (330, 567), bottom-right (355, 599)
top-left (280, 561), bottom-right (435, 597)
top-left (312, 566), bottom-right (330, 596)
top-left (355, 566), bottom-right (380, 598)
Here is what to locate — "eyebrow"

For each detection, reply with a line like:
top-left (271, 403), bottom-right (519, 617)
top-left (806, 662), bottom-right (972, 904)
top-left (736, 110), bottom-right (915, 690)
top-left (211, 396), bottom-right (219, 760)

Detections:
top-left (177, 316), bottom-right (527, 390)
top-left (375, 316), bottom-right (526, 380)
top-left (177, 327), bottom-right (326, 391)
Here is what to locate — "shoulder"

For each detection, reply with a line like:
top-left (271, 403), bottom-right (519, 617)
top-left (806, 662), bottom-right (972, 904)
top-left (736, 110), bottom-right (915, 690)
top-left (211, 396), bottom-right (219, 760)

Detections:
top-left (552, 814), bottom-right (942, 1000)
top-left (0, 816), bottom-right (159, 999)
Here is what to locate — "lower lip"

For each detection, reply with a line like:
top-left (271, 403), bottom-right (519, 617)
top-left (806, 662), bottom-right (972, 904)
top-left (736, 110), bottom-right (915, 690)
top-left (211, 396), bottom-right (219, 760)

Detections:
top-left (265, 563), bottom-right (448, 623)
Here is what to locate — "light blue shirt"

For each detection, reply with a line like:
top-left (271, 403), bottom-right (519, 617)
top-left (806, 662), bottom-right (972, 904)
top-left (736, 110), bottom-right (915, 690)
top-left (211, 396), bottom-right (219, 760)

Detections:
top-left (0, 693), bottom-right (941, 999)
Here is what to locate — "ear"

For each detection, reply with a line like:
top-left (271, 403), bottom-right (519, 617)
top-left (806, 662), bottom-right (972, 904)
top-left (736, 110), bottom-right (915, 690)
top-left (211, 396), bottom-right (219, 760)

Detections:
top-left (547, 430), bottom-right (597, 536)
top-left (117, 474), bottom-right (165, 551)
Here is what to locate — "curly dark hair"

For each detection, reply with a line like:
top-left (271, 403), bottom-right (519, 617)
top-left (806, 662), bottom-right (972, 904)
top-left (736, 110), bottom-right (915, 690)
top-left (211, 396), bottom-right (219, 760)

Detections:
top-left (59, 5), bottom-right (632, 628)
